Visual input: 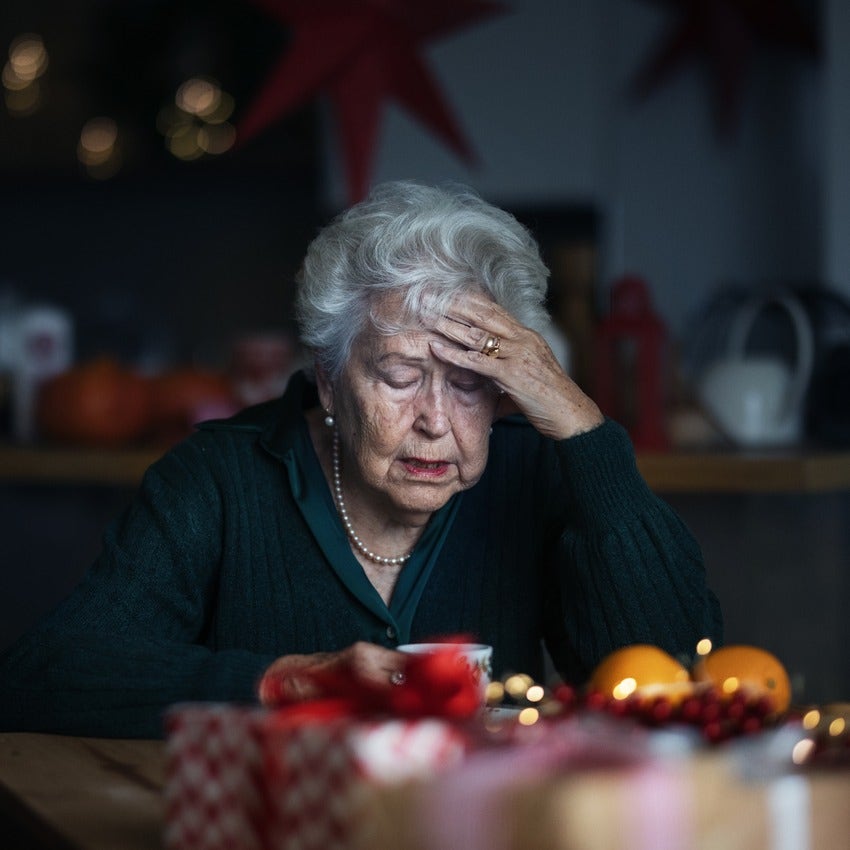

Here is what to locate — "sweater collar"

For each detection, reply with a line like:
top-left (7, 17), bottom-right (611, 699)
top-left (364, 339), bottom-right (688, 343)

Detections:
top-left (258, 370), bottom-right (320, 462)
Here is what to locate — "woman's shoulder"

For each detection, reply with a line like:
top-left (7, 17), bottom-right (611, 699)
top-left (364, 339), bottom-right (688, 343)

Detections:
top-left (195, 395), bottom-right (287, 435)
top-left (143, 393), bottom-right (297, 488)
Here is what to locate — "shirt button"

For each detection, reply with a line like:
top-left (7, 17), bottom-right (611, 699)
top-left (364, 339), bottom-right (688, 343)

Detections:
top-left (386, 625), bottom-right (397, 641)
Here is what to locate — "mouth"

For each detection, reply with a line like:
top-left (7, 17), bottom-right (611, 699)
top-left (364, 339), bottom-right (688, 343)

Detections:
top-left (401, 457), bottom-right (451, 477)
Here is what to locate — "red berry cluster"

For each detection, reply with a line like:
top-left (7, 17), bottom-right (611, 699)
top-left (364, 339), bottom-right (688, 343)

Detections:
top-left (552, 683), bottom-right (779, 743)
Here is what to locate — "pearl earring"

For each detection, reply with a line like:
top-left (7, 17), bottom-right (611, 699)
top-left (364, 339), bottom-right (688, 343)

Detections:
top-left (324, 412), bottom-right (335, 428)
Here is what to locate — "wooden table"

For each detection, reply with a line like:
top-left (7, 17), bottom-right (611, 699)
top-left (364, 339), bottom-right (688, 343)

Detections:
top-left (2, 729), bottom-right (850, 850)
top-left (0, 733), bottom-right (165, 850)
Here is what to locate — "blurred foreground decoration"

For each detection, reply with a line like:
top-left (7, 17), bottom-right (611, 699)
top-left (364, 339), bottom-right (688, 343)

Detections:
top-left (238, 0), bottom-right (507, 203)
top-left (630, 0), bottom-right (819, 136)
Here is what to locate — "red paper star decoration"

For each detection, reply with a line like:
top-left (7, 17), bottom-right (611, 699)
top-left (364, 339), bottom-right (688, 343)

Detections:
top-left (238, 0), bottom-right (507, 203)
top-left (630, 0), bottom-right (819, 136)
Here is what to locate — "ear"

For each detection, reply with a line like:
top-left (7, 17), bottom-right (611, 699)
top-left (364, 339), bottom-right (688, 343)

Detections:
top-left (314, 362), bottom-right (334, 414)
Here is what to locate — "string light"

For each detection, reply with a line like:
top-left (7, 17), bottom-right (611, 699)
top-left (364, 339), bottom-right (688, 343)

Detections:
top-left (3, 33), bottom-right (48, 116)
top-left (159, 76), bottom-right (236, 160)
top-left (695, 638), bottom-right (713, 656)
top-left (77, 117), bottom-right (122, 179)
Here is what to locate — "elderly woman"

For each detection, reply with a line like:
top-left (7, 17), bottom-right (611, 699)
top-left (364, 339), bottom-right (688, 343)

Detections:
top-left (0, 181), bottom-right (721, 738)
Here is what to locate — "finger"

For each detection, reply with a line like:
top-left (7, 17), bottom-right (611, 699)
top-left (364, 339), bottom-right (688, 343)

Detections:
top-left (432, 312), bottom-right (529, 362)
top-left (429, 340), bottom-right (504, 382)
top-left (441, 294), bottom-right (519, 339)
top-left (432, 314), bottom-right (496, 353)
top-left (344, 642), bottom-right (407, 689)
top-left (279, 673), bottom-right (324, 702)
top-left (259, 664), bottom-right (325, 704)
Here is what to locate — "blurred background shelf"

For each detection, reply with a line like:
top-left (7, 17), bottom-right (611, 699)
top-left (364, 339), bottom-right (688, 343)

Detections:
top-left (0, 443), bottom-right (162, 487)
top-left (4, 442), bottom-right (850, 493)
top-left (636, 449), bottom-right (850, 493)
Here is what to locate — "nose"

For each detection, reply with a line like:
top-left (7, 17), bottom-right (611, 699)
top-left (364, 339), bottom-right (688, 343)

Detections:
top-left (414, 380), bottom-right (451, 438)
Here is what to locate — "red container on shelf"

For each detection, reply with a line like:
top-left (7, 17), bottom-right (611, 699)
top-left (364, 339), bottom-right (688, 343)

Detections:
top-left (594, 275), bottom-right (668, 451)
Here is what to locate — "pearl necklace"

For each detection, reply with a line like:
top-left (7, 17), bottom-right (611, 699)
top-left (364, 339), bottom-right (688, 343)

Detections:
top-left (331, 428), bottom-right (412, 567)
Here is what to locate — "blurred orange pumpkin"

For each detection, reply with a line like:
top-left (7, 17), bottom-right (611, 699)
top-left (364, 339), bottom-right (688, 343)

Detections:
top-left (36, 357), bottom-right (153, 446)
top-left (149, 367), bottom-right (238, 444)
top-left (692, 645), bottom-right (791, 714)
top-left (590, 644), bottom-right (692, 703)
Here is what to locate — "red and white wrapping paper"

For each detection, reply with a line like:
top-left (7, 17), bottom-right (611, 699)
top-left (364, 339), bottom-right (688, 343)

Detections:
top-left (164, 706), bottom-right (265, 850)
top-left (163, 704), bottom-right (469, 850)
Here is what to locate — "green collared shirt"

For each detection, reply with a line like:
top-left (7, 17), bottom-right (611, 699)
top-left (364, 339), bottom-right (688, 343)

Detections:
top-left (282, 417), bottom-right (461, 645)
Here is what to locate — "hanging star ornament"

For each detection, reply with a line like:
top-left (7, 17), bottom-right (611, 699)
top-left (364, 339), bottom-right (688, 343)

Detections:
top-left (238, 0), bottom-right (507, 203)
top-left (630, 0), bottom-right (819, 136)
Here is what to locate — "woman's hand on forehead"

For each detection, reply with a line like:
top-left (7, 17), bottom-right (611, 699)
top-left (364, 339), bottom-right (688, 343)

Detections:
top-left (426, 291), bottom-right (604, 441)
top-left (426, 292), bottom-right (511, 351)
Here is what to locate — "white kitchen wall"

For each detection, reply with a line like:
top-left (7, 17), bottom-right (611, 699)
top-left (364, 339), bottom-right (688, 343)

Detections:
top-left (321, 0), bottom-right (824, 337)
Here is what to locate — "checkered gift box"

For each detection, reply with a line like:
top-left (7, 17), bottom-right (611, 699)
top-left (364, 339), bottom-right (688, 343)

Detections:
top-left (164, 705), bottom-right (470, 850)
top-left (164, 705), bottom-right (266, 850)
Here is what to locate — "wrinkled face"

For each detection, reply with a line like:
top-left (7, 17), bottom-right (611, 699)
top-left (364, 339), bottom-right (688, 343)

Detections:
top-left (319, 298), bottom-right (500, 523)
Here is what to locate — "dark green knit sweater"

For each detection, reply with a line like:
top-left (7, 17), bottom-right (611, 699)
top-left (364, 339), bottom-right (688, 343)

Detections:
top-left (0, 373), bottom-right (722, 738)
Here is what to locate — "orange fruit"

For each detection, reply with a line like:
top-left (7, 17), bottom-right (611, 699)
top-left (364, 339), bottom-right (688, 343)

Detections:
top-left (692, 645), bottom-right (791, 714)
top-left (590, 644), bottom-right (692, 703)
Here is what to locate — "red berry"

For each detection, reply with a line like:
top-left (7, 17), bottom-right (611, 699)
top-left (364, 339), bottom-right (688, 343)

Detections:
top-left (584, 690), bottom-right (608, 711)
top-left (741, 716), bottom-right (763, 735)
top-left (702, 720), bottom-right (727, 743)
top-left (680, 697), bottom-right (703, 723)
top-left (726, 700), bottom-right (747, 722)
top-left (650, 696), bottom-right (674, 724)
top-left (701, 702), bottom-right (722, 724)
top-left (608, 697), bottom-right (634, 717)
top-left (554, 684), bottom-right (577, 708)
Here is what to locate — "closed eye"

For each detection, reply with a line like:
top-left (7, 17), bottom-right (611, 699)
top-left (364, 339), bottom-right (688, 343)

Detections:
top-left (379, 367), bottom-right (423, 389)
top-left (450, 370), bottom-right (487, 394)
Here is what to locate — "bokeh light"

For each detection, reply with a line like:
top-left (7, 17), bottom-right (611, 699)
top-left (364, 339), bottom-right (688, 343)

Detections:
top-left (197, 122), bottom-right (236, 155)
top-left (4, 80), bottom-right (41, 115)
top-left (802, 709), bottom-right (820, 730)
top-left (525, 685), bottom-right (545, 703)
top-left (3, 33), bottom-right (48, 116)
top-left (504, 674), bottom-right (534, 699)
top-left (517, 707), bottom-right (540, 726)
top-left (159, 76), bottom-right (236, 160)
top-left (485, 681), bottom-right (505, 704)
top-left (721, 676), bottom-right (739, 695)
top-left (611, 677), bottom-right (637, 700)
top-left (791, 738), bottom-right (815, 766)
top-left (176, 77), bottom-right (219, 117)
top-left (166, 123), bottom-right (204, 161)
top-left (9, 34), bottom-right (49, 82)
top-left (77, 117), bottom-right (122, 179)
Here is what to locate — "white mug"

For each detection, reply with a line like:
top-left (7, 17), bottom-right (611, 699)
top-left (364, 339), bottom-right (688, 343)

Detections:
top-left (397, 642), bottom-right (493, 702)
